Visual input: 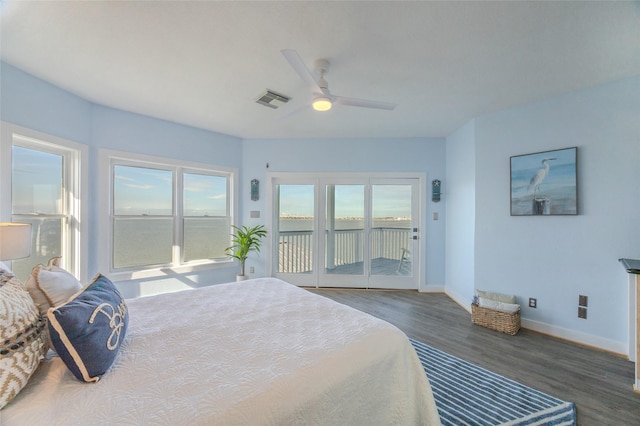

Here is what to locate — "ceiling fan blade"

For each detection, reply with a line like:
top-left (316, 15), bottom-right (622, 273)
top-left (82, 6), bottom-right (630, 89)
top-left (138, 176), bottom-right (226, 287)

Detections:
top-left (333, 95), bottom-right (396, 111)
top-left (281, 49), bottom-right (323, 92)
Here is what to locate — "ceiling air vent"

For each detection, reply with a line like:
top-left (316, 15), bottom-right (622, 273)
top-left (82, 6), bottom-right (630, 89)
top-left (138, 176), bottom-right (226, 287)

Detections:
top-left (255, 89), bottom-right (290, 109)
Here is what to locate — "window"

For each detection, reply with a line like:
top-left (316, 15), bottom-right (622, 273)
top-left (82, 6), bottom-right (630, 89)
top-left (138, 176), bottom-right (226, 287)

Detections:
top-left (100, 150), bottom-right (235, 278)
top-left (112, 165), bottom-right (174, 269)
top-left (182, 173), bottom-right (230, 262)
top-left (0, 123), bottom-right (87, 282)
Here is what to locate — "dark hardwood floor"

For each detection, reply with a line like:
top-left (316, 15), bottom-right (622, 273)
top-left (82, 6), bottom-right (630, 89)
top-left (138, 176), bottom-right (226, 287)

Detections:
top-left (307, 288), bottom-right (639, 426)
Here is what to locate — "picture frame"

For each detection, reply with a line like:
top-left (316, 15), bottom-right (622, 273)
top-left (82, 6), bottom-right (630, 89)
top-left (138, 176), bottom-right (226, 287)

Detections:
top-left (510, 147), bottom-right (577, 216)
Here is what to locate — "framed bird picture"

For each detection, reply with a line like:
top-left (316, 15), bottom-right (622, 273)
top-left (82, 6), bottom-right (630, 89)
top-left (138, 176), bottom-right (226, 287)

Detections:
top-left (510, 147), bottom-right (577, 216)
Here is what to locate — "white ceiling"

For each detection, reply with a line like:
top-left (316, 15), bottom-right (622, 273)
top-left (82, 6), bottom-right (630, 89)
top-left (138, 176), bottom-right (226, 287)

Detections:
top-left (2, 1), bottom-right (639, 139)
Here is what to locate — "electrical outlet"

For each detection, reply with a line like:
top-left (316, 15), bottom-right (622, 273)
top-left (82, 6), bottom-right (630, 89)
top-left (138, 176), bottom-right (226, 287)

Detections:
top-left (578, 307), bottom-right (587, 319)
top-left (579, 295), bottom-right (588, 307)
top-left (529, 298), bottom-right (537, 308)
top-left (250, 266), bottom-right (255, 274)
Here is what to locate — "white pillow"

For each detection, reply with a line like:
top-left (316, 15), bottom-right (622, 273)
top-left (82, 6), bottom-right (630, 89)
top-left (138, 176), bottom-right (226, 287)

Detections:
top-left (478, 296), bottom-right (520, 314)
top-left (475, 289), bottom-right (516, 304)
top-left (0, 261), bottom-right (10, 273)
top-left (25, 257), bottom-right (82, 316)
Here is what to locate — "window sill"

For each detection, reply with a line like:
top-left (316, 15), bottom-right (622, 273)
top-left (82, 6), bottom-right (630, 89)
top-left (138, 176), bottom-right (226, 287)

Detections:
top-left (105, 259), bottom-right (235, 282)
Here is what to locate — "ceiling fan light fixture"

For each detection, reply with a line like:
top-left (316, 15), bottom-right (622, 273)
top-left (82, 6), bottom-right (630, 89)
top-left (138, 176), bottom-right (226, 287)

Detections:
top-left (312, 96), bottom-right (332, 111)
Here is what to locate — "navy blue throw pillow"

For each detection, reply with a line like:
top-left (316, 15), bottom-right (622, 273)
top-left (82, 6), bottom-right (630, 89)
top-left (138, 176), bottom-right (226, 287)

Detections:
top-left (47, 274), bottom-right (128, 383)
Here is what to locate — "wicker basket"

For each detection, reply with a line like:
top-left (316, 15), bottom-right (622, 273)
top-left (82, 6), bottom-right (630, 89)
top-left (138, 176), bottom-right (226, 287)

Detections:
top-left (471, 303), bottom-right (521, 335)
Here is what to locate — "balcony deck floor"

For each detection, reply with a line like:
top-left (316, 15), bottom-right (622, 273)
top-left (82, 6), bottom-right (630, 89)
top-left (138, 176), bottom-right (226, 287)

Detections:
top-left (325, 257), bottom-right (411, 276)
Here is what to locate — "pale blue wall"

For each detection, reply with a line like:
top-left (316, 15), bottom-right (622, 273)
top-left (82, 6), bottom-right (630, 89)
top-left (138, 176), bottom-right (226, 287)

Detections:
top-left (89, 106), bottom-right (243, 297)
top-left (464, 76), bottom-right (640, 353)
top-left (1, 62), bottom-right (92, 144)
top-left (242, 138), bottom-right (447, 289)
top-left (0, 63), bottom-right (244, 297)
top-left (445, 119), bottom-right (476, 306)
top-left (4, 60), bottom-right (640, 352)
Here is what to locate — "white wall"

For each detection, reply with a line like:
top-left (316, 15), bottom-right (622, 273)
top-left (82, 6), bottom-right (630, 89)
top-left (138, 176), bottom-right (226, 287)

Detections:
top-left (445, 119), bottom-right (476, 308)
top-left (242, 138), bottom-right (447, 289)
top-left (471, 76), bottom-right (640, 353)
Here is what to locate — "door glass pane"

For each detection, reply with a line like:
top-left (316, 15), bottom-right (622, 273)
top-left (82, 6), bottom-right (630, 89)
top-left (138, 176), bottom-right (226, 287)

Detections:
top-left (277, 185), bottom-right (314, 273)
top-left (371, 185), bottom-right (412, 276)
top-left (325, 184), bottom-right (364, 275)
top-left (113, 217), bottom-right (173, 268)
top-left (12, 146), bottom-right (63, 215)
top-left (113, 165), bottom-right (173, 215)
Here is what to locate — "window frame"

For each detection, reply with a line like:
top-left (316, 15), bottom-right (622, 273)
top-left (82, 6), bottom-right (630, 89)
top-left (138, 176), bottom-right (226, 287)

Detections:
top-left (98, 149), bottom-right (237, 281)
top-left (0, 122), bottom-right (88, 282)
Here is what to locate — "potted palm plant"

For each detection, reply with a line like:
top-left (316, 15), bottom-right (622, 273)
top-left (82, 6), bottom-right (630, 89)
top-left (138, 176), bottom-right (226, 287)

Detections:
top-left (226, 224), bottom-right (267, 281)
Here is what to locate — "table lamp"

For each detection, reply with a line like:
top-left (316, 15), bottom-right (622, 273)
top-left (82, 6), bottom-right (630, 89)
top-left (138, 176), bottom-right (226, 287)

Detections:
top-left (0, 222), bottom-right (32, 261)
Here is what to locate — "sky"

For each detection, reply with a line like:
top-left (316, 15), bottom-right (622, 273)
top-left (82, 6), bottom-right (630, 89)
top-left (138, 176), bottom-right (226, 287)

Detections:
top-left (113, 165), bottom-right (227, 216)
top-left (279, 184), bottom-right (412, 218)
top-left (511, 147), bottom-right (576, 173)
top-left (510, 147), bottom-right (577, 195)
top-left (12, 146), bottom-right (62, 214)
top-left (11, 146), bottom-right (228, 217)
top-left (13, 146), bottom-right (412, 219)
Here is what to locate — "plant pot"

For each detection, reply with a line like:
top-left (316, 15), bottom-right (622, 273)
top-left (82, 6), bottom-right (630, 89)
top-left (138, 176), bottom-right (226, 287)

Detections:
top-left (236, 275), bottom-right (249, 282)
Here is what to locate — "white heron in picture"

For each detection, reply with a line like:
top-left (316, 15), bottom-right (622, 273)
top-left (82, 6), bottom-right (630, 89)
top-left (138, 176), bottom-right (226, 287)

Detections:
top-left (528, 158), bottom-right (556, 197)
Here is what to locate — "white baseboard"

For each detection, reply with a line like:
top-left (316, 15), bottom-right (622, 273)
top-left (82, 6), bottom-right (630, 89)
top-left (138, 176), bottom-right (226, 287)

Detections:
top-left (420, 284), bottom-right (444, 293)
top-left (444, 287), bottom-right (472, 314)
top-left (443, 289), bottom-right (627, 356)
top-left (521, 318), bottom-right (627, 357)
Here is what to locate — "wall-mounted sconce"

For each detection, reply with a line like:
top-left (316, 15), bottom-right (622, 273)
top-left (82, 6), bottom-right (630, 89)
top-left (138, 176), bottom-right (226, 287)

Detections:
top-left (251, 179), bottom-right (259, 201)
top-left (432, 179), bottom-right (441, 202)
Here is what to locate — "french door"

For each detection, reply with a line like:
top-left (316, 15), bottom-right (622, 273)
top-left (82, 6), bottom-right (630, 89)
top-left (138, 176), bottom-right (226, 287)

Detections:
top-left (270, 174), bottom-right (421, 290)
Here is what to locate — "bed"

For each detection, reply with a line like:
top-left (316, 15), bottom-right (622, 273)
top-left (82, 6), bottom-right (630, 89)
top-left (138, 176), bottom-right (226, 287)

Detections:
top-left (2, 276), bottom-right (440, 425)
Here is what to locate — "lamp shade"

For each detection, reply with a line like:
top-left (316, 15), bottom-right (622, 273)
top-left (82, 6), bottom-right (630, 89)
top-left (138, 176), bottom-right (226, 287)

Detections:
top-left (0, 222), bottom-right (32, 261)
top-left (312, 96), bottom-right (332, 112)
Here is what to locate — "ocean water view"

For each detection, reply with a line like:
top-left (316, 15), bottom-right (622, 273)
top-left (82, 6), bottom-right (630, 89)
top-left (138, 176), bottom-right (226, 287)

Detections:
top-left (277, 218), bottom-right (412, 274)
top-left (10, 217), bottom-right (411, 279)
top-left (112, 217), bottom-right (412, 273)
top-left (280, 218), bottom-right (411, 232)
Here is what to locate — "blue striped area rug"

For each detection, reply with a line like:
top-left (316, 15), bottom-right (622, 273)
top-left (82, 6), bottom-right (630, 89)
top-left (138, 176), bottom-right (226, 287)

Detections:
top-left (410, 339), bottom-right (577, 426)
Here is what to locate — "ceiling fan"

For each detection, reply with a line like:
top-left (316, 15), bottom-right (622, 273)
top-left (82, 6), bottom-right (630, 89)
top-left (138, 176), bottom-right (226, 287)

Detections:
top-left (281, 49), bottom-right (397, 113)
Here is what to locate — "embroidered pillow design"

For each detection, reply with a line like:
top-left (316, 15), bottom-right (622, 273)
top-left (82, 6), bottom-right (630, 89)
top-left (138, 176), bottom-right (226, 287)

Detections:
top-left (0, 271), bottom-right (48, 408)
top-left (47, 274), bottom-right (128, 383)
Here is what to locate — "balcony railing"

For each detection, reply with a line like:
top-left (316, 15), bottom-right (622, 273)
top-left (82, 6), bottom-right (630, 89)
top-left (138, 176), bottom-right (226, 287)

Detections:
top-left (278, 231), bottom-right (314, 274)
top-left (278, 227), bottom-right (410, 274)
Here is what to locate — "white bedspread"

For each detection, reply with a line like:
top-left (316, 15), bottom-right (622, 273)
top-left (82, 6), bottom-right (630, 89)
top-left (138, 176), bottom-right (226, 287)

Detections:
top-left (2, 277), bottom-right (440, 425)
